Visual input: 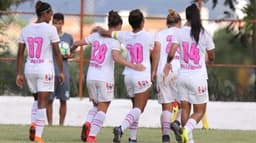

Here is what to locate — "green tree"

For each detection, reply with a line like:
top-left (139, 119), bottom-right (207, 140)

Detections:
top-left (0, 0), bottom-right (32, 95)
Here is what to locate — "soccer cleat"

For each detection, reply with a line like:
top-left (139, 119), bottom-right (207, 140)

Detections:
top-left (29, 123), bottom-right (36, 141)
top-left (170, 120), bottom-right (182, 143)
top-left (162, 135), bottom-right (170, 143)
top-left (87, 136), bottom-right (96, 143)
top-left (81, 122), bottom-right (91, 142)
top-left (34, 136), bottom-right (45, 143)
top-left (128, 138), bottom-right (137, 143)
top-left (181, 128), bottom-right (189, 143)
top-left (113, 126), bottom-right (123, 143)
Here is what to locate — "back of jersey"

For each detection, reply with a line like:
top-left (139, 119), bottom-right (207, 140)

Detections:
top-left (19, 22), bottom-right (59, 74)
top-left (118, 31), bottom-right (154, 79)
top-left (177, 26), bottom-right (214, 78)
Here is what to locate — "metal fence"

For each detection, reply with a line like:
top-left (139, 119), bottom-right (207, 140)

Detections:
top-left (1, 1), bottom-right (256, 101)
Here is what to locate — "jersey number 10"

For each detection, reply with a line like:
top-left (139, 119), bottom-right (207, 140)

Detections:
top-left (127, 43), bottom-right (143, 64)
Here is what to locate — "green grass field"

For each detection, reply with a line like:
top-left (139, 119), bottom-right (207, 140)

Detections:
top-left (0, 124), bottom-right (255, 143)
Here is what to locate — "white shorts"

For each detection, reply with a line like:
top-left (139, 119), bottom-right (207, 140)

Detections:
top-left (86, 80), bottom-right (114, 103)
top-left (25, 73), bottom-right (55, 93)
top-left (177, 76), bottom-right (209, 104)
top-left (156, 72), bottom-right (178, 104)
top-left (124, 75), bottom-right (152, 98)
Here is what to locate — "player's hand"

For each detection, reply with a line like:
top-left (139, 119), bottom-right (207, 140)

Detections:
top-left (66, 53), bottom-right (74, 59)
top-left (163, 63), bottom-right (172, 77)
top-left (16, 74), bottom-right (24, 89)
top-left (151, 71), bottom-right (156, 82)
top-left (91, 26), bottom-right (104, 34)
top-left (59, 72), bottom-right (65, 85)
top-left (131, 64), bottom-right (145, 71)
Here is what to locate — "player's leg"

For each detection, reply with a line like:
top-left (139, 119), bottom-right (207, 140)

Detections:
top-left (81, 80), bottom-right (98, 142)
top-left (31, 94), bottom-right (38, 125)
top-left (180, 101), bottom-right (191, 126)
top-left (87, 101), bottom-right (110, 142)
top-left (156, 73), bottom-right (176, 143)
top-left (181, 103), bottom-right (206, 143)
top-left (87, 81), bottom-right (113, 142)
top-left (181, 78), bottom-right (208, 143)
top-left (29, 94), bottom-right (38, 141)
top-left (129, 89), bottom-right (150, 142)
top-left (34, 91), bottom-right (50, 143)
top-left (25, 74), bottom-right (38, 141)
top-left (171, 77), bottom-right (190, 143)
top-left (81, 105), bottom-right (97, 142)
top-left (128, 99), bottom-right (139, 143)
top-left (34, 73), bottom-right (54, 142)
top-left (161, 103), bottom-right (172, 143)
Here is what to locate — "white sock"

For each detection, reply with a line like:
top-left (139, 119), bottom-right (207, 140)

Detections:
top-left (161, 110), bottom-right (172, 135)
top-left (31, 100), bottom-right (38, 124)
top-left (85, 107), bottom-right (98, 123)
top-left (35, 108), bottom-right (46, 137)
top-left (189, 132), bottom-right (194, 143)
top-left (89, 111), bottom-right (105, 137)
top-left (121, 108), bottom-right (141, 132)
top-left (129, 117), bottom-right (139, 140)
top-left (184, 118), bottom-right (197, 133)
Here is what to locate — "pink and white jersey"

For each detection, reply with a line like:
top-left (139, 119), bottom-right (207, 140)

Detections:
top-left (85, 32), bottom-right (121, 83)
top-left (113, 31), bottom-right (154, 79)
top-left (173, 26), bottom-right (215, 78)
top-left (18, 22), bottom-right (60, 74)
top-left (155, 27), bottom-right (180, 75)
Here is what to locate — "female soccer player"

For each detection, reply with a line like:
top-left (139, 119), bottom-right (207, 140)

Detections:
top-left (153, 9), bottom-right (181, 143)
top-left (16, 1), bottom-right (64, 143)
top-left (105, 9), bottom-right (154, 143)
top-left (164, 3), bottom-right (215, 143)
top-left (72, 10), bottom-right (144, 143)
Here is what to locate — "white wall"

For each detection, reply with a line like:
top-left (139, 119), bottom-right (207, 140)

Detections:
top-left (0, 96), bottom-right (256, 130)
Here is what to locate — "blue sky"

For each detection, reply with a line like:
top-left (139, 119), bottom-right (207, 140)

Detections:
top-left (11, 0), bottom-right (239, 19)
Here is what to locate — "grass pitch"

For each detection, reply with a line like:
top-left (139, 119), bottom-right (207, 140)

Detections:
top-left (0, 124), bottom-right (255, 143)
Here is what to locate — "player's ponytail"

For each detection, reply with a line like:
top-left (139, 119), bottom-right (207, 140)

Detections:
top-left (35, 0), bottom-right (52, 17)
top-left (186, 3), bottom-right (204, 44)
top-left (108, 10), bottom-right (123, 28)
top-left (166, 9), bottom-right (181, 26)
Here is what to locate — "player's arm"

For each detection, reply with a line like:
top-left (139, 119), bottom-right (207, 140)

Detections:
top-left (167, 43), bottom-right (179, 63)
top-left (151, 41), bottom-right (160, 82)
top-left (112, 50), bottom-right (145, 71)
top-left (16, 43), bottom-right (25, 88)
top-left (70, 40), bottom-right (89, 54)
top-left (66, 35), bottom-right (75, 59)
top-left (52, 42), bottom-right (64, 84)
top-left (205, 31), bottom-right (215, 65)
top-left (163, 43), bottom-right (179, 77)
top-left (91, 26), bottom-right (112, 37)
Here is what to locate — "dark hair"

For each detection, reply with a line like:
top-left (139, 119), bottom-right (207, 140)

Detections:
top-left (108, 10), bottom-right (122, 28)
top-left (186, 3), bottom-right (204, 44)
top-left (53, 13), bottom-right (64, 21)
top-left (128, 9), bottom-right (144, 30)
top-left (166, 9), bottom-right (181, 26)
top-left (35, 1), bottom-right (52, 17)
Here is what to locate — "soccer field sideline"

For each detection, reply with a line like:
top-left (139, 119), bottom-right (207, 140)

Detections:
top-left (0, 96), bottom-right (256, 130)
